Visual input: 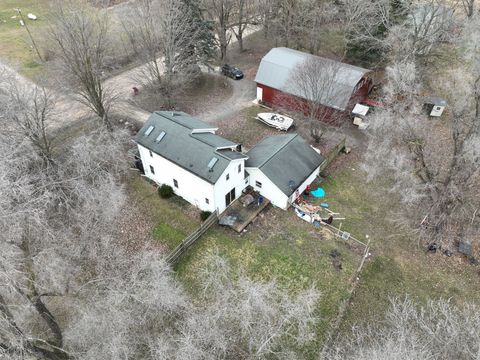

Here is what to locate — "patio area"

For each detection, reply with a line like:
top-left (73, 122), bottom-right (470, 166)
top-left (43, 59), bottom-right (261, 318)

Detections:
top-left (219, 189), bottom-right (270, 233)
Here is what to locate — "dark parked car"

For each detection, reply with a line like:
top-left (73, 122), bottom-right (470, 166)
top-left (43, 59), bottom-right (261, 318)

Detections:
top-left (221, 64), bottom-right (244, 80)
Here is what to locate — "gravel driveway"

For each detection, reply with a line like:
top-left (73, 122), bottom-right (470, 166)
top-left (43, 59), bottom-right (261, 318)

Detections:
top-left (197, 74), bottom-right (256, 124)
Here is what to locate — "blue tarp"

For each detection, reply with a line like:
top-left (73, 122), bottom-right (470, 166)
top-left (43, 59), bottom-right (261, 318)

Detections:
top-left (311, 187), bottom-right (325, 198)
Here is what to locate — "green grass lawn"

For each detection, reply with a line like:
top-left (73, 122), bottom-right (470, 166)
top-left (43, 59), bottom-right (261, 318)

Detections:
top-left (128, 176), bottom-right (201, 250)
top-left (128, 172), bottom-right (364, 356)
top-left (319, 166), bottom-right (480, 333)
top-left (0, 0), bottom-right (50, 77)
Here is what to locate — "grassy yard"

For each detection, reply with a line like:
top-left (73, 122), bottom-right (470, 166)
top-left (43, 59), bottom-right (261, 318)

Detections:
top-left (319, 166), bottom-right (480, 333)
top-left (128, 176), bottom-right (201, 250)
top-left (128, 170), bottom-right (364, 355)
top-left (0, 0), bottom-right (50, 77)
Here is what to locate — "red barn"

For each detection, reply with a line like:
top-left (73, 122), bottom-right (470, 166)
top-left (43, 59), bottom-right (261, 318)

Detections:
top-left (254, 47), bottom-right (372, 125)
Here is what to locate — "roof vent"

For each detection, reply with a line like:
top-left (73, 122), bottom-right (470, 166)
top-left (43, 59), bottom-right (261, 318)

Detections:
top-left (207, 157), bottom-right (218, 172)
top-left (155, 131), bottom-right (166, 142)
top-left (144, 125), bottom-right (154, 136)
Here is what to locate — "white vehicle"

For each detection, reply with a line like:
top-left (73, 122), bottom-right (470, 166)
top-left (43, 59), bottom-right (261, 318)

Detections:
top-left (256, 112), bottom-right (294, 131)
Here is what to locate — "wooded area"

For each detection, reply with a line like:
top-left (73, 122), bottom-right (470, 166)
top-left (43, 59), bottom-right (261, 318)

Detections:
top-left (1, 0), bottom-right (480, 358)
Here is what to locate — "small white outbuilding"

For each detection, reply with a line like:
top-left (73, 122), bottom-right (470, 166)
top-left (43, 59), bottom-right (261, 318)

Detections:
top-left (424, 96), bottom-right (447, 117)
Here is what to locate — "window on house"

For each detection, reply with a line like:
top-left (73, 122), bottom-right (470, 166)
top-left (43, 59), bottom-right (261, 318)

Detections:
top-left (205, 198), bottom-right (209, 204)
top-left (245, 179), bottom-right (248, 184)
top-left (149, 150), bottom-right (153, 157)
top-left (144, 125), bottom-right (154, 136)
top-left (238, 164), bottom-right (241, 173)
top-left (255, 181), bottom-right (262, 188)
top-left (173, 179), bottom-right (178, 188)
top-left (226, 173), bottom-right (230, 181)
top-left (149, 165), bottom-right (155, 175)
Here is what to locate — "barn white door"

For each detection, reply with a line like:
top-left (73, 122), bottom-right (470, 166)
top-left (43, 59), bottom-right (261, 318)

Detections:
top-left (256, 87), bottom-right (263, 101)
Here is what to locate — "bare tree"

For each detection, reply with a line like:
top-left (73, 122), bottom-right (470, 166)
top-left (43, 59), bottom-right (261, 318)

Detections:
top-left (202, 0), bottom-right (236, 60)
top-left (456, 0), bottom-right (476, 17)
top-left (47, 0), bottom-right (115, 131)
top-left (152, 254), bottom-right (320, 359)
top-left (122, 0), bottom-right (212, 107)
top-left (342, 0), bottom-right (455, 63)
top-left (0, 80), bottom-right (54, 161)
top-left (362, 58), bottom-right (480, 250)
top-left (277, 56), bottom-right (349, 142)
top-left (0, 118), bottom-right (130, 358)
top-left (231, 0), bottom-right (259, 52)
top-left (328, 297), bottom-right (480, 360)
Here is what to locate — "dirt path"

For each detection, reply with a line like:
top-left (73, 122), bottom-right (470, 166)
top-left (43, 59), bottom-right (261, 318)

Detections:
top-left (197, 74), bottom-right (256, 124)
top-left (1, 24), bottom-right (261, 132)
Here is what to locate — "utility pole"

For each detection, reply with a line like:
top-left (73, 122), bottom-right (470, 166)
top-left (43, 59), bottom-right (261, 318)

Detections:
top-left (15, 8), bottom-right (44, 62)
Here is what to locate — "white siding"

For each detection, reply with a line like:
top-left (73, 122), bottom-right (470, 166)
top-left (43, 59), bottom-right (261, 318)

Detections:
top-left (288, 167), bottom-right (320, 205)
top-left (246, 168), bottom-right (289, 209)
top-left (213, 159), bottom-right (247, 213)
top-left (138, 144), bottom-right (216, 212)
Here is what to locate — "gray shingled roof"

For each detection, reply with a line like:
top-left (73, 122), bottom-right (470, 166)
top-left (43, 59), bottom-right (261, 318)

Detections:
top-left (136, 111), bottom-right (241, 184)
top-left (191, 133), bottom-right (238, 148)
top-left (245, 134), bottom-right (325, 196)
top-left (255, 47), bottom-right (370, 111)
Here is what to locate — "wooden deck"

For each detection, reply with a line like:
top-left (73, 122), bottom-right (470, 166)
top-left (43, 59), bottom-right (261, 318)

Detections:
top-left (219, 192), bottom-right (270, 233)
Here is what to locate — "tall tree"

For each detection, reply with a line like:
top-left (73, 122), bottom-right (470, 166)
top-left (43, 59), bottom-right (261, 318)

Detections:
top-left (328, 297), bottom-right (480, 359)
top-left (362, 58), bottom-right (480, 249)
top-left (456, 0), bottom-right (476, 17)
top-left (276, 56), bottom-right (348, 142)
top-left (202, 0), bottom-right (236, 60)
top-left (1, 79), bottom-right (54, 162)
top-left (342, 0), bottom-right (454, 64)
top-left (47, 0), bottom-right (115, 131)
top-left (122, 0), bottom-right (215, 106)
top-left (0, 124), bottom-right (129, 358)
top-left (231, 0), bottom-right (259, 52)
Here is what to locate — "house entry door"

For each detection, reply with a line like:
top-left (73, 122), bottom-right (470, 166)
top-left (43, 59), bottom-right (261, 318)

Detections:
top-left (225, 188), bottom-right (236, 207)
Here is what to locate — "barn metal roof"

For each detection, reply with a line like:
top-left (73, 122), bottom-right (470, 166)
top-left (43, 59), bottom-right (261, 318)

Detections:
top-left (136, 112), bottom-right (241, 184)
top-left (255, 47), bottom-right (370, 111)
top-left (245, 134), bottom-right (325, 196)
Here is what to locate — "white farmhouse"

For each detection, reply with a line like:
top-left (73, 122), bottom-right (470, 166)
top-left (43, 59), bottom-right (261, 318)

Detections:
top-left (245, 134), bottom-right (325, 210)
top-left (136, 112), bottom-right (325, 214)
top-left (135, 111), bottom-right (248, 213)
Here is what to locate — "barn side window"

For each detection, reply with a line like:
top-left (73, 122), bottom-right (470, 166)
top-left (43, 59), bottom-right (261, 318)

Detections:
top-left (238, 164), bottom-right (241, 173)
top-left (255, 181), bottom-right (262, 188)
top-left (149, 165), bottom-right (155, 175)
top-left (205, 198), bottom-right (209, 204)
top-left (173, 179), bottom-right (178, 188)
top-left (149, 150), bottom-right (153, 157)
top-left (226, 173), bottom-right (230, 181)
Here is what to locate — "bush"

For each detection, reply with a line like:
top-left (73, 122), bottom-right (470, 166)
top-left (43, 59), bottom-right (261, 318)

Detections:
top-left (200, 211), bottom-right (212, 221)
top-left (158, 184), bottom-right (174, 199)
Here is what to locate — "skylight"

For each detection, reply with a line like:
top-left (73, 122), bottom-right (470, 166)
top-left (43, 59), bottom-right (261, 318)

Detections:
top-left (155, 131), bottom-right (166, 142)
top-left (145, 125), bottom-right (154, 136)
top-left (207, 157), bottom-right (218, 170)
